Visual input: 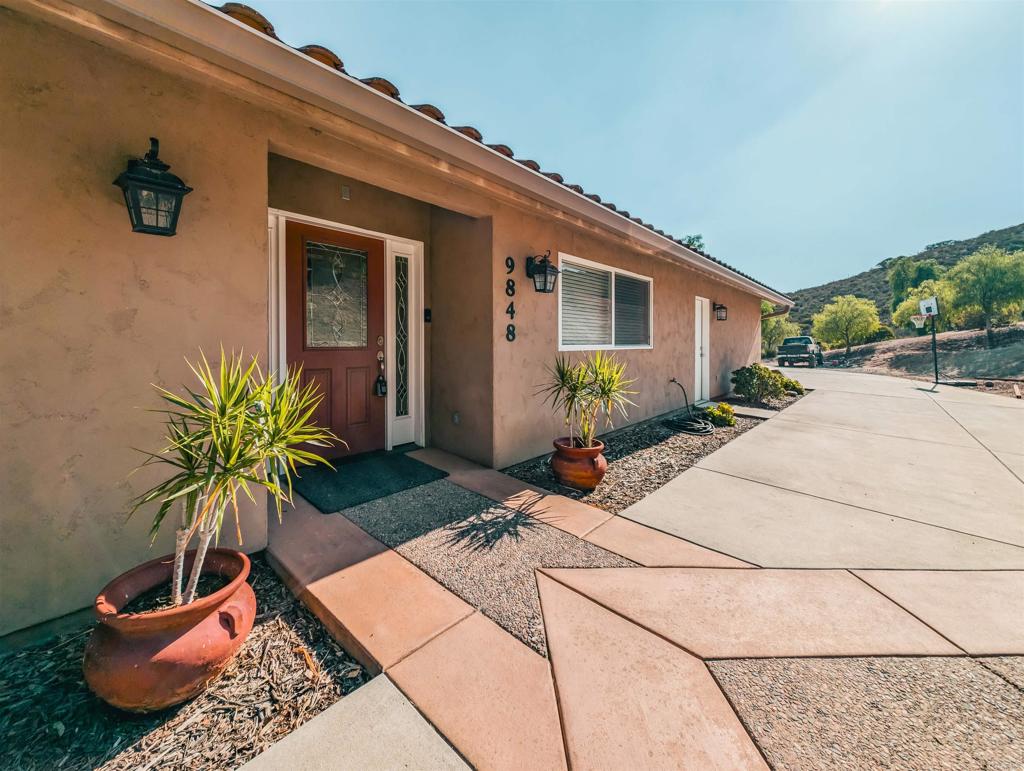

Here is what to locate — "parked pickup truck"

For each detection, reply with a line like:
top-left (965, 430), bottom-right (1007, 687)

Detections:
top-left (777, 336), bottom-right (824, 367)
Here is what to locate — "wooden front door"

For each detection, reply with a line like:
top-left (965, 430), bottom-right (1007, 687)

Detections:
top-left (286, 221), bottom-right (386, 457)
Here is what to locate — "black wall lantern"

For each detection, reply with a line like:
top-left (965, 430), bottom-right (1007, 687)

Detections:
top-left (113, 137), bottom-right (192, 236)
top-left (525, 250), bottom-right (560, 293)
top-left (714, 302), bottom-right (728, 321)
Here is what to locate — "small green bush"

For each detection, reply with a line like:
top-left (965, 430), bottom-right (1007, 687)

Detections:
top-left (704, 402), bottom-right (736, 427)
top-left (774, 372), bottom-right (804, 395)
top-left (731, 363), bottom-right (785, 404)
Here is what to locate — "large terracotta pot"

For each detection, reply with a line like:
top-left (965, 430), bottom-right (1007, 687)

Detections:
top-left (83, 548), bottom-right (256, 713)
top-left (550, 438), bottom-right (608, 491)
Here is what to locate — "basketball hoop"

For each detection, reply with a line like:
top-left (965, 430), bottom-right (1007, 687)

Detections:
top-left (910, 314), bottom-right (928, 330)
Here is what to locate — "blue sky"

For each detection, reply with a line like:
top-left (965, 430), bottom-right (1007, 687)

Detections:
top-left (262, 0), bottom-right (1024, 290)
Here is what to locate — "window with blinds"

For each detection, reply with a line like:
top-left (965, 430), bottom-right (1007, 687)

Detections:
top-left (560, 263), bottom-right (612, 346)
top-left (559, 256), bottom-right (652, 349)
top-left (614, 274), bottom-right (651, 346)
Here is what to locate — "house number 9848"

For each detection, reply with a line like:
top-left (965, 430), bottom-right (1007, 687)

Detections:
top-left (504, 257), bottom-right (517, 341)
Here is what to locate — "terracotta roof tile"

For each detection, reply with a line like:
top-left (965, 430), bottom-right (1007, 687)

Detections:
top-left (453, 125), bottom-right (483, 141)
top-left (360, 77), bottom-right (401, 99)
top-left (211, 1), bottom-right (785, 299)
top-left (298, 44), bottom-right (344, 71)
top-left (218, 3), bottom-right (277, 37)
top-left (412, 104), bottom-right (446, 123)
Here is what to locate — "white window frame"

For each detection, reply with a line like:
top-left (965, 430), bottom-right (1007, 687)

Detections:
top-left (557, 252), bottom-right (654, 351)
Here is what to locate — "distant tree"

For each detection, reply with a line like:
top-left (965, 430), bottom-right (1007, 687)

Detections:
top-left (681, 234), bottom-right (705, 251)
top-left (892, 279), bottom-right (959, 333)
top-left (946, 246), bottom-right (1024, 339)
top-left (888, 257), bottom-right (943, 311)
top-left (760, 301), bottom-right (801, 357)
top-left (811, 295), bottom-right (881, 355)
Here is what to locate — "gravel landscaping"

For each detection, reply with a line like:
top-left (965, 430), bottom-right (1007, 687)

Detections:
top-left (340, 479), bottom-right (635, 654)
top-left (503, 407), bottom-right (763, 514)
top-left (710, 656), bottom-right (1024, 771)
top-left (723, 390), bottom-right (804, 412)
top-left (0, 554), bottom-right (371, 771)
top-left (979, 656), bottom-right (1024, 689)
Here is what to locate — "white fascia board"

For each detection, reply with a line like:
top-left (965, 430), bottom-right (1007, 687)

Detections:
top-left (74, 0), bottom-right (792, 307)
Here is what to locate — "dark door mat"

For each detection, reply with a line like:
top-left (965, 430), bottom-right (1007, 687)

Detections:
top-left (291, 451), bottom-right (448, 513)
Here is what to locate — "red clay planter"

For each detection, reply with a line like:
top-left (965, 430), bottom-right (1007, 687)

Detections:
top-left (551, 438), bottom-right (608, 491)
top-left (83, 549), bottom-right (255, 713)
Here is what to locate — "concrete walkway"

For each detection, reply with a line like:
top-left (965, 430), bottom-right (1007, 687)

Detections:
top-left (240, 676), bottom-right (468, 770)
top-left (623, 368), bottom-right (1024, 568)
top-left (252, 369), bottom-right (1023, 769)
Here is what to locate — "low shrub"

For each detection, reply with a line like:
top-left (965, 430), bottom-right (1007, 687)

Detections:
top-left (774, 372), bottom-right (804, 395)
top-left (704, 402), bottom-right (736, 427)
top-left (731, 363), bottom-right (785, 404)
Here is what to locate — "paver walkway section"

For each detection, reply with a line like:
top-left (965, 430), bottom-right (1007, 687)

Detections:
top-left (259, 369), bottom-right (1023, 769)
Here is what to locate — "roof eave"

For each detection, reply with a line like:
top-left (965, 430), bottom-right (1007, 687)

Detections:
top-left (71, 0), bottom-right (792, 307)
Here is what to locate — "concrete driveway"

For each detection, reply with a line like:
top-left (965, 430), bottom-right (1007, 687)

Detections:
top-left (622, 368), bottom-right (1024, 569)
top-left (259, 380), bottom-right (1023, 769)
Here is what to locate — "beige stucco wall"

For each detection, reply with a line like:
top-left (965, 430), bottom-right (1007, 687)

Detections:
top-left (487, 207), bottom-right (762, 468)
top-left (0, 6), bottom-right (766, 633)
top-left (0, 9), bottom-right (274, 635)
top-left (428, 210), bottom-right (495, 464)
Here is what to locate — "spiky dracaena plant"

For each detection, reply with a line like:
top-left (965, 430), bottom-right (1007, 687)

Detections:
top-left (130, 350), bottom-right (338, 605)
top-left (539, 356), bottom-right (590, 447)
top-left (581, 351), bottom-right (636, 444)
top-left (539, 352), bottom-right (636, 448)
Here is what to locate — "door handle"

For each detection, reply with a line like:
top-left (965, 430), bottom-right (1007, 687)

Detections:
top-left (374, 350), bottom-right (387, 397)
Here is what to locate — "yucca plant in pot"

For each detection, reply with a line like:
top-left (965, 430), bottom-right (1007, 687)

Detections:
top-left (540, 351), bottom-right (635, 490)
top-left (83, 350), bottom-right (337, 713)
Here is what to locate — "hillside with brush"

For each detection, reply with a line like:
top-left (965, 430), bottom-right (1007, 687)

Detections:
top-left (787, 222), bottom-right (1024, 329)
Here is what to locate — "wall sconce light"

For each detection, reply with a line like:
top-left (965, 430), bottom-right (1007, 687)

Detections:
top-left (113, 137), bottom-right (192, 236)
top-left (714, 303), bottom-right (728, 321)
top-left (525, 250), bottom-right (560, 293)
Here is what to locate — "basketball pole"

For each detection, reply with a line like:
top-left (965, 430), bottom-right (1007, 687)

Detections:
top-left (931, 313), bottom-right (939, 384)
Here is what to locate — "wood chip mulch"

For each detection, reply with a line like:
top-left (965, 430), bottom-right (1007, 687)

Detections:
top-left (505, 406), bottom-right (771, 515)
top-left (0, 553), bottom-right (372, 771)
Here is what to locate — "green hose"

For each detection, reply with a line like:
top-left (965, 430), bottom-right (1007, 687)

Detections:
top-left (663, 378), bottom-right (715, 435)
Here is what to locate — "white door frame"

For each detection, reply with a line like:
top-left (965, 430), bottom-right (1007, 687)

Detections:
top-left (267, 208), bottom-right (425, 451)
top-left (694, 296), bottom-right (711, 403)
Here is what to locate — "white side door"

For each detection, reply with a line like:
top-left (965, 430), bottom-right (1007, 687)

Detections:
top-left (694, 297), bottom-right (711, 402)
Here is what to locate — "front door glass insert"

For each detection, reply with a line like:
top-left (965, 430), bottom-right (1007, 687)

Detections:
top-left (305, 241), bottom-right (368, 348)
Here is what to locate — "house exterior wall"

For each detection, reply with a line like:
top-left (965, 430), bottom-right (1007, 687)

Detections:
top-left (487, 207), bottom-right (762, 468)
top-left (428, 210), bottom-right (495, 465)
top-left (0, 8), bottom-right (271, 635)
top-left (0, 6), bottom-right (765, 635)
